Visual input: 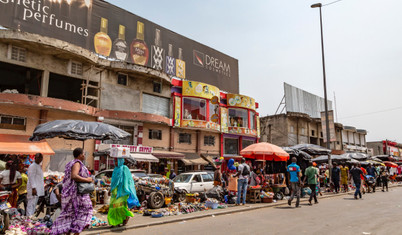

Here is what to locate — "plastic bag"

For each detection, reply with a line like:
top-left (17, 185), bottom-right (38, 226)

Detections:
top-left (228, 176), bottom-right (238, 192)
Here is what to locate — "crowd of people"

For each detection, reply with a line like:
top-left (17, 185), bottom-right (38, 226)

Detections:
top-left (286, 157), bottom-right (394, 208)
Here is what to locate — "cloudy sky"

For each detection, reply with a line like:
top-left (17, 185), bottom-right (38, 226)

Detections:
top-left (111, 0), bottom-right (402, 142)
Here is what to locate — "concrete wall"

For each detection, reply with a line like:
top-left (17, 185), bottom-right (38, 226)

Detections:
top-left (173, 129), bottom-right (197, 153)
top-left (260, 115), bottom-right (288, 146)
top-left (199, 131), bottom-right (220, 155)
top-left (100, 82), bottom-right (141, 112)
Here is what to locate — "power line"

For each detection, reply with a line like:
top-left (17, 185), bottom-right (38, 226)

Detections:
top-left (323, 0), bottom-right (343, 7)
top-left (339, 106), bottom-right (402, 120)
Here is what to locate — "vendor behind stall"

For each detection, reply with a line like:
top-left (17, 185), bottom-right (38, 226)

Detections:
top-left (0, 160), bottom-right (22, 208)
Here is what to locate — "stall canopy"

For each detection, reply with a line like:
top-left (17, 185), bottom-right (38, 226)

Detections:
top-left (0, 134), bottom-right (55, 155)
top-left (240, 142), bottom-right (289, 161)
top-left (181, 153), bottom-right (208, 166)
top-left (290, 144), bottom-right (331, 156)
top-left (152, 150), bottom-right (185, 159)
top-left (130, 153), bottom-right (159, 163)
top-left (312, 154), bottom-right (348, 163)
top-left (383, 161), bottom-right (398, 168)
top-left (341, 152), bottom-right (369, 161)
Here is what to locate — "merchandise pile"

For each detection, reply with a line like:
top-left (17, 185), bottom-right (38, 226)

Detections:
top-left (136, 177), bottom-right (174, 191)
top-left (260, 191), bottom-right (274, 198)
top-left (6, 213), bottom-right (53, 235)
top-left (90, 216), bottom-right (108, 228)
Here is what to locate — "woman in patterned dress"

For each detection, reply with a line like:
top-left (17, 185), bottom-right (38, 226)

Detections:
top-left (51, 148), bottom-right (93, 235)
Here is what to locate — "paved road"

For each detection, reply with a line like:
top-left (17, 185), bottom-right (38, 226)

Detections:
top-left (106, 187), bottom-right (402, 235)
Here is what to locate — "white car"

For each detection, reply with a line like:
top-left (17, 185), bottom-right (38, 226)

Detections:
top-left (173, 171), bottom-right (215, 193)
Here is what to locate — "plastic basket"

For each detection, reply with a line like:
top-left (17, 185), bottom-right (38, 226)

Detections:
top-left (205, 201), bottom-right (219, 209)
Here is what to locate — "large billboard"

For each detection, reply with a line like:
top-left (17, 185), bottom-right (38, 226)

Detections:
top-left (284, 83), bottom-right (332, 118)
top-left (0, 0), bottom-right (239, 93)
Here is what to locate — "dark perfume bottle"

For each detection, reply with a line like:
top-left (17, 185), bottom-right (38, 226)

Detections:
top-left (112, 25), bottom-right (128, 61)
top-left (130, 21), bottom-right (149, 66)
top-left (151, 28), bottom-right (165, 70)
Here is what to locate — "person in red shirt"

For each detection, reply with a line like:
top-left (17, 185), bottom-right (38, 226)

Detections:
top-left (359, 163), bottom-right (367, 193)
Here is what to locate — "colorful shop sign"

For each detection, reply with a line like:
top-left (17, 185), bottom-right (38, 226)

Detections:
top-left (174, 96), bottom-right (181, 127)
top-left (181, 120), bottom-right (220, 132)
top-left (182, 81), bottom-right (220, 100)
top-left (221, 108), bottom-right (229, 133)
top-left (227, 94), bottom-right (255, 111)
top-left (227, 127), bottom-right (257, 136)
top-left (257, 116), bottom-right (260, 138)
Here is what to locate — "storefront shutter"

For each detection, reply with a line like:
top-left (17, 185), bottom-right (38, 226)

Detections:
top-left (142, 93), bottom-right (170, 117)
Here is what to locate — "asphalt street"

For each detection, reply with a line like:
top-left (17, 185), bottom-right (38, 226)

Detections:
top-left (105, 186), bottom-right (402, 235)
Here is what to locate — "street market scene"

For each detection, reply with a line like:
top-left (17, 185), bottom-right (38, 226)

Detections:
top-left (0, 0), bottom-right (401, 235)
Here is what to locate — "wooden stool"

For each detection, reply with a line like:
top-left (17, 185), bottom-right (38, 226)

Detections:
top-left (246, 188), bottom-right (261, 203)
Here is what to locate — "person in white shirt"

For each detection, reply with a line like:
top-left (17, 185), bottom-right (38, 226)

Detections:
top-left (26, 153), bottom-right (44, 217)
top-left (0, 160), bottom-right (22, 208)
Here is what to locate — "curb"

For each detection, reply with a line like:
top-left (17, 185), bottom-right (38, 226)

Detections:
top-left (83, 184), bottom-right (402, 234)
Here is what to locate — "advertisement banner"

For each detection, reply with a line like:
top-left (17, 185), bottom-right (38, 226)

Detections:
top-left (227, 94), bottom-right (256, 111)
top-left (227, 127), bottom-right (257, 136)
top-left (174, 96), bottom-right (181, 127)
top-left (0, 0), bottom-right (239, 93)
top-left (221, 108), bottom-right (229, 133)
top-left (320, 110), bottom-right (336, 143)
top-left (182, 81), bottom-right (220, 100)
top-left (181, 120), bottom-right (220, 132)
top-left (257, 116), bottom-right (260, 138)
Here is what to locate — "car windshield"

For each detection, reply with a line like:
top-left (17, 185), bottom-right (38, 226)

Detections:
top-left (173, 174), bottom-right (192, 183)
top-left (132, 172), bottom-right (148, 178)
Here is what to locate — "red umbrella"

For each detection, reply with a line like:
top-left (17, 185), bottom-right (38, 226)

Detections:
top-left (240, 142), bottom-right (290, 161)
top-left (383, 161), bottom-right (398, 168)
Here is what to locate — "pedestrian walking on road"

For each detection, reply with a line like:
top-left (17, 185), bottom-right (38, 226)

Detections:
top-left (287, 157), bottom-right (302, 207)
top-left (304, 161), bottom-right (319, 205)
top-left (332, 162), bottom-right (341, 193)
top-left (234, 158), bottom-right (250, 206)
top-left (108, 158), bottom-right (140, 227)
top-left (349, 163), bottom-right (365, 199)
top-left (26, 153), bottom-right (44, 216)
top-left (380, 167), bottom-right (389, 192)
top-left (51, 148), bottom-right (93, 235)
top-left (340, 163), bottom-right (349, 192)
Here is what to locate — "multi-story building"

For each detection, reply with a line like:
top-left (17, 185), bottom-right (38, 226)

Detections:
top-left (341, 126), bottom-right (368, 153)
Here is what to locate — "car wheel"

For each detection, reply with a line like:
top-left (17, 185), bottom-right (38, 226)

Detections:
top-left (148, 192), bottom-right (164, 209)
top-left (176, 190), bottom-right (187, 203)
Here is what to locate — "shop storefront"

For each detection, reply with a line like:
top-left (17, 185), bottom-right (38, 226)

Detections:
top-left (221, 93), bottom-right (260, 160)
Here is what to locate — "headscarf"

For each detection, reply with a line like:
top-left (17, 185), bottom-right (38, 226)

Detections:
top-left (111, 158), bottom-right (140, 208)
top-left (227, 158), bottom-right (236, 171)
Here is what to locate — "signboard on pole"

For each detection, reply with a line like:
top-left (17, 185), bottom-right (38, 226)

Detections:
top-left (321, 110), bottom-right (336, 143)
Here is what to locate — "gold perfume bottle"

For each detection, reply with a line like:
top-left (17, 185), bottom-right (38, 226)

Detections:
top-left (176, 48), bottom-right (186, 79)
top-left (112, 25), bottom-right (128, 61)
top-left (94, 17), bottom-right (112, 57)
top-left (130, 21), bottom-right (149, 66)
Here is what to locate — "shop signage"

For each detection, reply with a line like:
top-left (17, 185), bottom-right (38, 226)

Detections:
top-left (181, 120), bottom-right (220, 132)
top-left (182, 81), bottom-right (220, 100)
top-left (227, 94), bottom-right (256, 111)
top-left (107, 144), bottom-right (153, 153)
top-left (221, 108), bottom-right (229, 133)
top-left (0, 0), bottom-right (239, 93)
top-left (257, 116), bottom-right (260, 138)
top-left (173, 96), bottom-right (181, 127)
top-left (389, 146), bottom-right (399, 157)
top-left (227, 126), bottom-right (257, 136)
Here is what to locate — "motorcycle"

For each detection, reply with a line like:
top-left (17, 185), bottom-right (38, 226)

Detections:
top-left (0, 191), bottom-right (11, 232)
top-left (366, 175), bottom-right (376, 193)
top-left (34, 179), bottom-right (58, 217)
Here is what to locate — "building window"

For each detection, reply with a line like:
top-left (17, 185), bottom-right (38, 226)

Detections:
top-left (8, 45), bottom-right (26, 62)
top-left (153, 82), bottom-right (162, 93)
top-left (224, 138), bottom-right (239, 155)
top-left (204, 136), bottom-right (215, 146)
top-left (250, 111), bottom-right (256, 130)
top-left (179, 133), bottom-right (191, 144)
top-left (149, 129), bottom-right (162, 140)
top-left (320, 132), bottom-right (323, 138)
top-left (183, 98), bottom-right (206, 121)
top-left (311, 130), bottom-right (315, 136)
top-left (142, 94), bottom-right (170, 117)
top-left (228, 108), bottom-right (248, 128)
top-left (68, 61), bottom-right (83, 76)
top-left (337, 141), bottom-right (340, 145)
top-left (242, 139), bottom-right (255, 149)
top-left (290, 126), bottom-right (294, 133)
top-left (117, 74), bottom-right (128, 86)
top-left (0, 115), bottom-right (26, 130)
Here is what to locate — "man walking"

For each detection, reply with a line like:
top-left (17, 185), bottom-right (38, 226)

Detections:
top-left (287, 157), bottom-right (301, 207)
top-left (332, 162), bottom-right (341, 193)
top-left (349, 163), bottom-right (365, 200)
top-left (366, 163), bottom-right (377, 193)
top-left (304, 161), bottom-right (319, 205)
top-left (235, 158), bottom-right (250, 206)
top-left (27, 153), bottom-right (45, 217)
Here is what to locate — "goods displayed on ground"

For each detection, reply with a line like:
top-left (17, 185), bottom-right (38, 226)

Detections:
top-left (136, 177), bottom-right (176, 209)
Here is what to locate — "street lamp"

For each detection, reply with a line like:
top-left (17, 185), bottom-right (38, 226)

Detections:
top-left (311, 3), bottom-right (332, 169)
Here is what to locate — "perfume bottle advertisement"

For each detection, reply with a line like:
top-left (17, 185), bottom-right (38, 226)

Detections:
top-left (151, 28), bottom-right (165, 70)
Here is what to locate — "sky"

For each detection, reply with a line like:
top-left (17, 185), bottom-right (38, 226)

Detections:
top-left (110, 0), bottom-right (402, 142)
